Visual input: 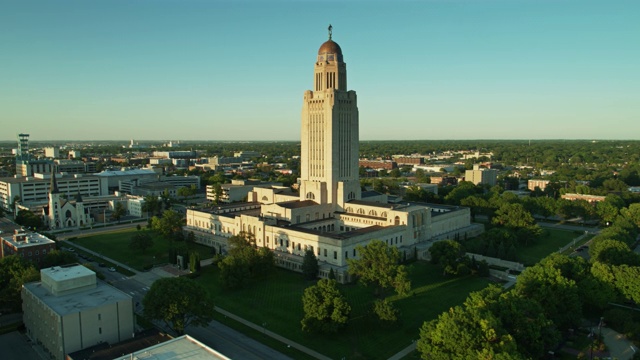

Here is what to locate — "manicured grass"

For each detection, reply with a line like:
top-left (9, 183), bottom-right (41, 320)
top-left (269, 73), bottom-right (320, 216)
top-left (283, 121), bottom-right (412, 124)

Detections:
top-left (68, 228), bottom-right (214, 271)
top-left (516, 228), bottom-right (581, 265)
top-left (196, 261), bottom-right (491, 359)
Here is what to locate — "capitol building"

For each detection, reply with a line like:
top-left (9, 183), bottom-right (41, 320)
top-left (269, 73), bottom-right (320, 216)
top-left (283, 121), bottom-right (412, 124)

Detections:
top-left (185, 28), bottom-right (482, 282)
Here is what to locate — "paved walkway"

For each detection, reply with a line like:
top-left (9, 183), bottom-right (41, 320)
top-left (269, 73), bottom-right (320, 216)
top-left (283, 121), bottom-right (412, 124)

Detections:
top-left (602, 327), bottom-right (636, 360)
top-left (388, 342), bottom-right (416, 360)
top-left (214, 307), bottom-right (332, 360)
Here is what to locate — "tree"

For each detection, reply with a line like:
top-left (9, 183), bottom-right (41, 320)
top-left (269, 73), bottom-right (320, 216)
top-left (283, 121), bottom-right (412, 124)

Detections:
top-left (429, 240), bottom-right (463, 276)
top-left (347, 240), bottom-right (411, 298)
top-left (218, 255), bottom-right (251, 289)
top-left (301, 279), bottom-right (351, 333)
top-left (111, 202), bottom-right (126, 222)
top-left (621, 203), bottom-right (640, 228)
top-left (189, 252), bottom-right (201, 272)
top-left (596, 195), bottom-right (625, 225)
top-left (373, 299), bottom-right (398, 322)
top-left (211, 183), bottom-right (223, 204)
top-left (143, 277), bottom-right (214, 335)
top-left (417, 304), bottom-right (520, 359)
top-left (444, 181), bottom-right (478, 205)
top-left (142, 195), bottom-right (161, 217)
top-left (160, 189), bottom-right (173, 210)
top-left (590, 239), bottom-right (640, 266)
top-left (0, 255), bottom-right (39, 312)
top-left (514, 262), bottom-right (581, 330)
top-left (302, 248), bottom-right (319, 280)
top-left (41, 249), bottom-right (78, 269)
top-left (15, 209), bottom-right (44, 230)
top-left (218, 232), bottom-right (274, 288)
top-left (492, 203), bottom-right (541, 246)
top-left (151, 209), bottom-right (184, 241)
top-left (129, 231), bottom-right (154, 253)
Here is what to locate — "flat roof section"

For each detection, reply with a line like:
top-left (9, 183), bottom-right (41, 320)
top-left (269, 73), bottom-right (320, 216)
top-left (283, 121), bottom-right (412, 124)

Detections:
top-left (113, 335), bottom-right (231, 360)
top-left (24, 277), bottom-right (132, 317)
top-left (1, 232), bottom-right (55, 248)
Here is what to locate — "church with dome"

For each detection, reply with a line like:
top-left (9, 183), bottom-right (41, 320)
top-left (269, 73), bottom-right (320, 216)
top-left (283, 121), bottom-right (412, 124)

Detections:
top-left (185, 27), bottom-right (481, 282)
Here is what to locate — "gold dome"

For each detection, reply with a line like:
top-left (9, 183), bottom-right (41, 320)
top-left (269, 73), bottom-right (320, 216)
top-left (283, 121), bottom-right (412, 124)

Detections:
top-left (318, 40), bottom-right (342, 56)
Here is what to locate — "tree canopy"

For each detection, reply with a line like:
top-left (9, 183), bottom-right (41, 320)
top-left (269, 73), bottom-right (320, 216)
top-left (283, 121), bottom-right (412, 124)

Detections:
top-left (129, 231), bottom-right (154, 253)
top-left (218, 232), bottom-right (274, 289)
top-left (301, 279), bottom-right (351, 333)
top-left (302, 248), bottom-right (319, 280)
top-left (347, 240), bottom-right (411, 298)
top-left (151, 209), bottom-right (185, 241)
top-left (0, 255), bottom-right (39, 312)
top-left (143, 277), bottom-right (214, 335)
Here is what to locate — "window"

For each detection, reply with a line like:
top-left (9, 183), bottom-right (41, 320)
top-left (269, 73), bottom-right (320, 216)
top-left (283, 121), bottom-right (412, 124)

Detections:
top-left (280, 239), bottom-right (283, 246)
top-left (324, 249), bottom-right (327, 257)
top-left (98, 314), bottom-right (101, 320)
top-left (334, 251), bottom-right (337, 260)
top-left (297, 243), bottom-right (301, 251)
top-left (99, 327), bottom-right (102, 334)
top-left (286, 240), bottom-right (289, 248)
top-left (35, 250), bottom-right (39, 255)
top-left (353, 249), bottom-right (356, 257)
top-left (345, 251), bottom-right (348, 259)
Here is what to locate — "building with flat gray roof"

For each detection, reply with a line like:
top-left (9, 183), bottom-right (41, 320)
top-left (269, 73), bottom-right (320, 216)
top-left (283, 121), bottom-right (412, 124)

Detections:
top-left (1, 229), bottom-right (56, 265)
top-left (113, 335), bottom-right (230, 360)
top-left (22, 264), bottom-right (134, 360)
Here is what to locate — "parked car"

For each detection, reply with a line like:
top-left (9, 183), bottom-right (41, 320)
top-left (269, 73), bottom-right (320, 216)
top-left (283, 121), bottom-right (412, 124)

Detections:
top-left (108, 267), bottom-right (116, 272)
top-left (98, 262), bottom-right (106, 267)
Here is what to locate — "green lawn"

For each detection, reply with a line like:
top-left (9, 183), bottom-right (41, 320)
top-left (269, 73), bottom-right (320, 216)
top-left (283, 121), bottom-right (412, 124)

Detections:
top-left (196, 261), bottom-right (491, 360)
top-left (68, 228), bottom-right (214, 271)
top-left (516, 228), bottom-right (581, 265)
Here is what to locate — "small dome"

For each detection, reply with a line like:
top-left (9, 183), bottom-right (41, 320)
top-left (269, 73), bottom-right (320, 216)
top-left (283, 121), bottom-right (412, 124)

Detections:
top-left (318, 40), bottom-right (342, 56)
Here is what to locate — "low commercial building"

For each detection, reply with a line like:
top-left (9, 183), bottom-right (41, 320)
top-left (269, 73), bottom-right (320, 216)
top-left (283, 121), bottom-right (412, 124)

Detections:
top-left (1, 229), bottom-right (56, 265)
top-left (22, 265), bottom-right (134, 360)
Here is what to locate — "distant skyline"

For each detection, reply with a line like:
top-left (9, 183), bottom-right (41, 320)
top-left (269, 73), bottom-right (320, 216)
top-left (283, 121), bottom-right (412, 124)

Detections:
top-left (1, 0), bottom-right (638, 141)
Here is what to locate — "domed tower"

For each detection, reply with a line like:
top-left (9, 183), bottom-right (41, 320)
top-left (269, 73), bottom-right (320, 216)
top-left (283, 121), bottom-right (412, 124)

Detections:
top-left (300, 25), bottom-right (361, 209)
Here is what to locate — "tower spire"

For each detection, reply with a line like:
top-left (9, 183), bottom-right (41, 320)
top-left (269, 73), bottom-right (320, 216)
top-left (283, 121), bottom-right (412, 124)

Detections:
top-left (328, 24), bottom-right (332, 40)
top-left (50, 167), bottom-right (59, 194)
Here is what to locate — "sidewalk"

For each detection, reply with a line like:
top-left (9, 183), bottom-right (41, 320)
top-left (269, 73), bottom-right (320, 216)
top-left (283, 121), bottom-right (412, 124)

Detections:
top-left (602, 327), bottom-right (636, 360)
top-left (388, 342), bottom-right (416, 360)
top-left (214, 307), bottom-right (332, 360)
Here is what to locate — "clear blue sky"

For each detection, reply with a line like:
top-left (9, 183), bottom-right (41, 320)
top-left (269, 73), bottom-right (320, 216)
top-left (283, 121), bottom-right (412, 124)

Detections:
top-left (1, 0), bottom-right (638, 141)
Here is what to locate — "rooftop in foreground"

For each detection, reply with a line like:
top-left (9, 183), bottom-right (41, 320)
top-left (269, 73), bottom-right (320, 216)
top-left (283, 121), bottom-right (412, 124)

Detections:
top-left (112, 335), bottom-right (231, 360)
